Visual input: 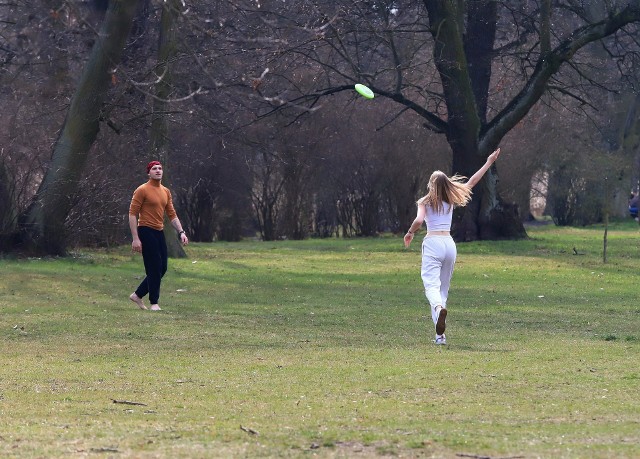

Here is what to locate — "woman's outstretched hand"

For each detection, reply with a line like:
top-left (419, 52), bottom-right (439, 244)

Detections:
top-left (465, 147), bottom-right (502, 189)
top-left (487, 147), bottom-right (501, 164)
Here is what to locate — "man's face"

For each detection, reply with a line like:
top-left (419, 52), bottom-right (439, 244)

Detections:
top-left (149, 164), bottom-right (163, 180)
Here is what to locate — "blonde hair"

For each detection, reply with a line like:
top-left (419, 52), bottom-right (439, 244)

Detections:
top-left (417, 171), bottom-right (472, 212)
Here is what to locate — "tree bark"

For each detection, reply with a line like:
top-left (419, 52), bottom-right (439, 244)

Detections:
top-left (463, 0), bottom-right (497, 122)
top-left (152, 0), bottom-right (186, 258)
top-left (540, 0), bottom-right (552, 55)
top-left (0, 160), bottom-right (17, 252)
top-left (424, 0), bottom-right (480, 156)
top-left (18, 0), bottom-right (141, 255)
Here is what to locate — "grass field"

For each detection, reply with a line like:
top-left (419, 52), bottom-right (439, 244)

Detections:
top-left (1, 223), bottom-right (639, 458)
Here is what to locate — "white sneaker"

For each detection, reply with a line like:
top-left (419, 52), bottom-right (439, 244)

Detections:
top-left (434, 334), bottom-right (447, 345)
top-left (435, 306), bottom-right (447, 335)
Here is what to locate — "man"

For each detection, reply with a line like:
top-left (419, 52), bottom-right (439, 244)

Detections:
top-left (128, 161), bottom-right (188, 311)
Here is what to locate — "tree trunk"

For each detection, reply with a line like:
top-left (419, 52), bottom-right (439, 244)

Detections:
top-left (152, 0), bottom-right (186, 258)
top-left (18, 0), bottom-right (141, 255)
top-left (424, 0), bottom-right (480, 156)
top-left (463, 0), bottom-right (497, 122)
top-left (0, 160), bottom-right (17, 252)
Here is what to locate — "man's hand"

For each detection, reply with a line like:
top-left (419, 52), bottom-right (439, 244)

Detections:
top-left (131, 238), bottom-right (142, 253)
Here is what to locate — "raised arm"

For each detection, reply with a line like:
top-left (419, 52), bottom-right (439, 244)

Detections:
top-left (466, 148), bottom-right (501, 189)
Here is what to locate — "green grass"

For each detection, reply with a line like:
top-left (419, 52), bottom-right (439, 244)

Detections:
top-left (1, 222), bottom-right (640, 458)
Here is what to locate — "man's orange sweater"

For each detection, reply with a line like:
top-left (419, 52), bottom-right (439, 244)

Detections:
top-left (129, 180), bottom-right (177, 231)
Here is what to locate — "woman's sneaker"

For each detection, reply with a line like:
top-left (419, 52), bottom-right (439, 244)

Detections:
top-left (435, 307), bottom-right (447, 335)
top-left (434, 334), bottom-right (447, 345)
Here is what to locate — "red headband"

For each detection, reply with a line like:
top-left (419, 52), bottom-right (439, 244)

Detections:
top-left (146, 161), bottom-right (161, 174)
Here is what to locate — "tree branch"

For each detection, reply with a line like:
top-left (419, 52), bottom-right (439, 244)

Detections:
top-left (481, 2), bottom-right (640, 153)
top-left (546, 84), bottom-right (598, 111)
top-left (376, 88), bottom-right (448, 133)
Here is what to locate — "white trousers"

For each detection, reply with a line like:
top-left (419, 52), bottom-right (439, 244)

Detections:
top-left (421, 235), bottom-right (457, 325)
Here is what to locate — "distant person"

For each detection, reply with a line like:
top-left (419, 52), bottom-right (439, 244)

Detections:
top-left (128, 161), bottom-right (188, 311)
top-left (404, 148), bottom-right (502, 345)
top-left (629, 193), bottom-right (639, 220)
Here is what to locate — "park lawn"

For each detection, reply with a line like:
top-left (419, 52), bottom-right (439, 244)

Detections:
top-left (1, 223), bottom-right (639, 458)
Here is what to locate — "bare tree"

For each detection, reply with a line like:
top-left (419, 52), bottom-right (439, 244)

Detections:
top-left (18, 0), bottom-right (142, 255)
top-left (248, 145), bottom-right (287, 241)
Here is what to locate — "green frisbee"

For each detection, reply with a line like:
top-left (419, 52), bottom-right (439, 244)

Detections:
top-left (354, 83), bottom-right (374, 99)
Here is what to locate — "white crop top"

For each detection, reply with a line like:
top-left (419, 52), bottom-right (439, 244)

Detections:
top-left (424, 202), bottom-right (453, 231)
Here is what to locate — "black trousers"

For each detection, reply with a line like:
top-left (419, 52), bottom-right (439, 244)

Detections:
top-left (135, 226), bottom-right (168, 304)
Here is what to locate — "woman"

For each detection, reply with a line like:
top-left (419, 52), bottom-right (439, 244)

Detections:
top-left (404, 148), bottom-right (501, 345)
